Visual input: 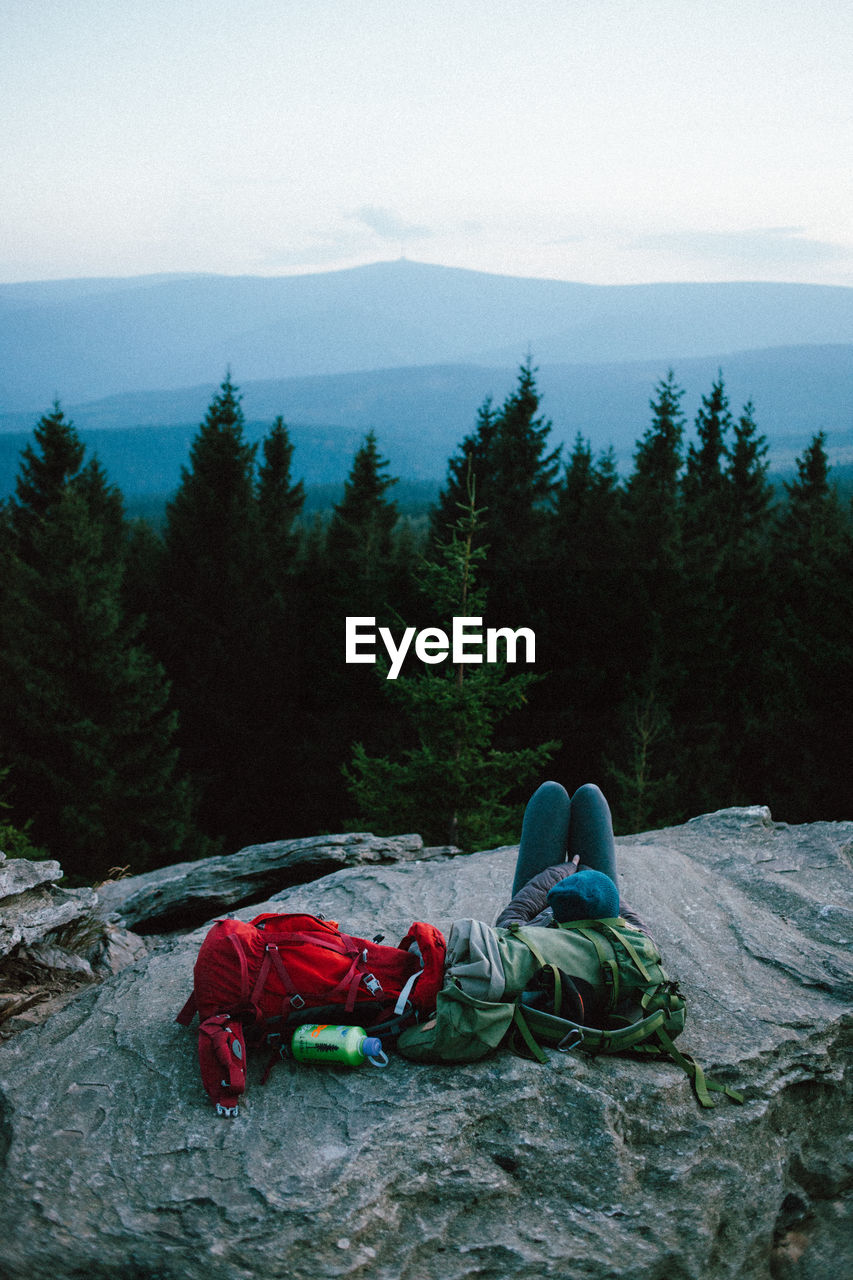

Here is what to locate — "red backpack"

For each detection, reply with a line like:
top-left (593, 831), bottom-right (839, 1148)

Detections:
top-left (176, 912), bottom-right (446, 1115)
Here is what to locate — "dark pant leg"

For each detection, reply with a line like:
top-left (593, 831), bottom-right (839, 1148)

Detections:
top-left (567, 782), bottom-right (618, 890)
top-left (511, 781), bottom-right (571, 897)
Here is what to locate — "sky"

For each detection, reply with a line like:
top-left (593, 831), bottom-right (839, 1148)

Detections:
top-left (2, 0), bottom-right (852, 287)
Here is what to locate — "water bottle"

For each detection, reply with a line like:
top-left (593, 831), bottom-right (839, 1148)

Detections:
top-left (290, 1024), bottom-right (389, 1067)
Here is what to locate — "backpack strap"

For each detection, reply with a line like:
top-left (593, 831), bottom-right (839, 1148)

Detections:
top-left (252, 944), bottom-right (308, 1012)
top-left (651, 1026), bottom-right (745, 1109)
top-left (520, 1003), bottom-right (668, 1056)
top-left (252, 938), bottom-right (384, 1018)
top-left (515, 1002), bottom-right (744, 1108)
top-left (560, 923), bottom-right (621, 1008)
top-left (176, 991), bottom-right (198, 1026)
top-left (510, 1005), bottom-right (549, 1064)
top-left (513, 929), bottom-right (586, 1025)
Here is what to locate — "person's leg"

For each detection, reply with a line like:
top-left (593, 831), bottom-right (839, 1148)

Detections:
top-left (566, 783), bottom-right (618, 890)
top-left (511, 781), bottom-right (571, 897)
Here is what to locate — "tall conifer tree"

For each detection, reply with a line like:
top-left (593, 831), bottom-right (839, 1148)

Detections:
top-left (719, 401), bottom-right (775, 803)
top-left (613, 372), bottom-right (687, 827)
top-left (482, 361), bottom-right (561, 628)
top-left (0, 409), bottom-right (195, 878)
top-left (766, 433), bottom-right (853, 818)
top-left (432, 363), bottom-right (560, 630)
top-left (536, 436), bottom-right (632, 790)
top-left (676, 375), bottom-right (735, 810)
top-left (257, 416), bottom-right (305, 567)
top-left (682, 374), bottom-right (732, 515)
top-left (253, 416), bottom-right (309, 836)
top-left (156, 374), bottom-right (272, 847)
top-left (325, 430), bottom-right (399, 602)
top-left (299, 432), bottom-right (404, 833)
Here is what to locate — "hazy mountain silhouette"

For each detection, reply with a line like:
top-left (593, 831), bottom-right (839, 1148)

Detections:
top-left (3, 259), bottom-right (853, 412)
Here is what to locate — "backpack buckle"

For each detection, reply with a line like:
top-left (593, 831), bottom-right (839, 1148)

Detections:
top-left (290, 994), bottom-right (306, 1009)
top-left (363, 973), bottom-right (383, 995)
top-left (216, 1102), bottom-right (239, 1118)
top-left (556, 1028), bottom-right (584, 1053)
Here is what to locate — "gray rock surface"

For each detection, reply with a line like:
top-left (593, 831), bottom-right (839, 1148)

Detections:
top-left (0, 806), bottom-right (851, 1280)
top-left (96, 831), bottom-right (460, 932)
top-left (0, 851), bottom-right (63, 899)
top-left (1, 852), bottom-right (150, 1039)
top-left (0, 851), bottom-right (98, 960)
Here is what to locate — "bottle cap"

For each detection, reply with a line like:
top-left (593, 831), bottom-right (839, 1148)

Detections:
top-left (361, 1037), bottom-right (383, 1059)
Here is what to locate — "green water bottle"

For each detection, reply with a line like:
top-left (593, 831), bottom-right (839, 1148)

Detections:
top-left (290, 1024), bottom-right (389, 1067)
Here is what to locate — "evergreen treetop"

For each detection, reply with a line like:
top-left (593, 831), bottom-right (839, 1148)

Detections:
top-left (13, 402), bottom-right (86, 536)
top-left (683, 373), bottom-right (732, 504)
top-left (165, 373), bottom-right (259, 570)
top-left (727, 401), bottom-right (772, 529)
top-left (631, 370), bottom-right (686, 503)
top-left (257, 416), bottom-right (305, 565)
top-left (326, 430), bottom-right (399, 594)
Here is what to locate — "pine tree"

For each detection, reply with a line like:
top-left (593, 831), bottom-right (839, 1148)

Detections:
top-left (482, 360), bottom-right (561, 626)
top-left (534, 436), bottom-right (632, 790)
top-left (294, 432), bottom-right (405, 834)
top-left (628, 371), bottom-right (685, 567)
top-left (682, 374), bottom-right (732, 516)
top-left (612, 372), bottom-right (687, 828)
top-left (676, 375), bottom-right (736, 811)
top-left (345, 471), bottom-right (559, 848)
top-left (252, 416), bottom-right (309, 837)
top-left (432, 362), bottom-right (560, 629)
top-left (765, 433), bottom-right (853, 818)
top-left (0, 417), bottom-right (195, 879)
top-left (604, 689), bottom-right (678, 837)
top-left (257, 416), bottom-right (305, 567)
top-left (624, 371), bottom-right (686, 672)
top-left (155, 374), bottom-right (273, 847)
top-left (325, 430), bottom-right (399, 602)
top-left (719, 401), bottom-right (776, 803)
top-left (162, 374), bottom-right (259, 593)
top-left (727, 400), bottom-right (773, 535)
top-left (11, 402), bottom-right (85, 545)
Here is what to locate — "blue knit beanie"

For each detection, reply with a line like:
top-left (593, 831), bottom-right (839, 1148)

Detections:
top-left (547, 868), bottom-right (620, 922)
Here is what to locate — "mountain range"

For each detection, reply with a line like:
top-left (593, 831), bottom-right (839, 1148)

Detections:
top-left (1, 261), bottom-right (851, 498)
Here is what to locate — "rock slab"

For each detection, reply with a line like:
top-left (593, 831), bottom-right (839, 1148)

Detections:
top-left (96, 831), bottom-right (459, 932)
top-left (0, 806), bottom-right (851, 1280)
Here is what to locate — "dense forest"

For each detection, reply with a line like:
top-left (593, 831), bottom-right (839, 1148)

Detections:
top-left (1, 363), bottom-right (850, 884)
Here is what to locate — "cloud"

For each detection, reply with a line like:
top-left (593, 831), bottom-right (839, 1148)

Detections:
top-left (629, 227), bottom-right (847, 265)
top-left (349, 205), bottom-right (434, 241)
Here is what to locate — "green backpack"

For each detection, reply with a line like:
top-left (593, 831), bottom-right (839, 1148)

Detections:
top-left (397, 917), bottom-right (743, 1109)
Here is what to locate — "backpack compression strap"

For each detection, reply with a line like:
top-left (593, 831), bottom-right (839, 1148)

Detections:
top-left (251, 937), bottom-right (386, 1017)
top-left (513, 996), bottom-right (744, 1108)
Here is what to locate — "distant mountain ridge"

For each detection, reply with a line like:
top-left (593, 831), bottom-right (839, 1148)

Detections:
top-left (3, 259), bottom-right (853, 412)
top-left (1, 344), bottom-right (850, 500)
